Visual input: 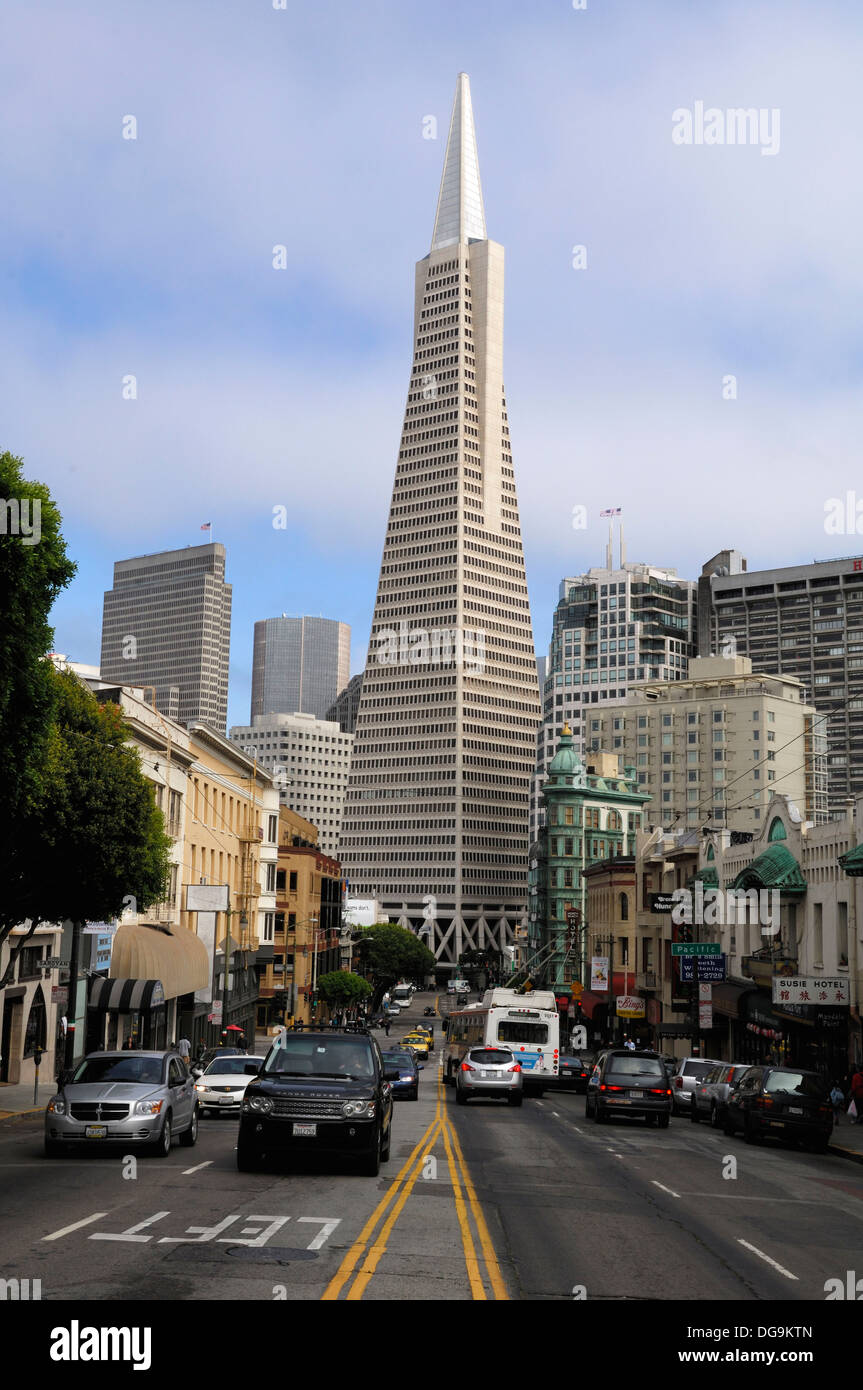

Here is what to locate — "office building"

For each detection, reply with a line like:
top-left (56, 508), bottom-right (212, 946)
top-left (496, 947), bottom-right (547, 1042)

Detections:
top-left (251, 615), bottom-right (350, 721)
top-left (338, 74), bottom-right (541, 966)
top-left (100, 543), bottom-right (232, 733)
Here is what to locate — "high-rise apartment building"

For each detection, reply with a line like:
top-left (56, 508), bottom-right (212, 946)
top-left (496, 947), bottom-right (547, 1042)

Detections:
top-left (698, 549), bottom-right (863, 813)
top-left (251, 615), bottom-right (350, 721)
top-left (100, 543), bottom-right (232, 733)
top-left (339, 74), bottom-right (541, 966)
top-left (229, 711), bottom-right (353, 858)
top-left (584, 655), bottom-right (826, 833)
top-left (531, 560), bottom-right (697, 839)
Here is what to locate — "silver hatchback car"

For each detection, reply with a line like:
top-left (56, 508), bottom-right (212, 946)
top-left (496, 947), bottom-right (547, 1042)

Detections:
top-left (455, 1045), bottom-right (523, 1106)
top-left (45, 1050), bottom-right (199, 1157)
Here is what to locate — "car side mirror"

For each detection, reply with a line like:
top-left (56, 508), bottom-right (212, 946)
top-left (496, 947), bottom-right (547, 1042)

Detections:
top-left (417, 1063), bottom-right (425, 1071)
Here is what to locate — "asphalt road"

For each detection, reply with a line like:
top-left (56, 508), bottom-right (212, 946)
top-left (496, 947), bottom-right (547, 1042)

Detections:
top-left (2, 992), bottom-right (861, 1306)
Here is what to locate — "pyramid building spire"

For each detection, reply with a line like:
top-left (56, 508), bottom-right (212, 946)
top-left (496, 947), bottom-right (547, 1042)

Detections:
top-left (339, 75), bottom-right (540, 968)
top-left (431, 73), bottom-right (487, 251)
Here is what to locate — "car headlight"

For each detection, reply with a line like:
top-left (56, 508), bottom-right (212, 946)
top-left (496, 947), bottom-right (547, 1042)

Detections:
top-left (195, 1083), bottom-right (207, 1091)
top-left (47, 1097), bottom-right (66, 1115)
top-left (342, 1100), bottom-right (376, 1119)
top-left (243, 1095), bottom-right (273, 1114)
top-left (134, 1099), bottom-right (164, 1116)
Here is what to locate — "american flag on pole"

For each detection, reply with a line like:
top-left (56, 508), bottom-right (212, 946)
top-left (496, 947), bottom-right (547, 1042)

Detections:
top-left (200, 522), bottom-right (212, 531)
top-left (600, 508), bottom-right (621, 517)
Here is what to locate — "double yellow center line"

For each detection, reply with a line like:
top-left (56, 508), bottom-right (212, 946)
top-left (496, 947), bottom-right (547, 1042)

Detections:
top-left (322, 1073), bottom-right (507, 1301)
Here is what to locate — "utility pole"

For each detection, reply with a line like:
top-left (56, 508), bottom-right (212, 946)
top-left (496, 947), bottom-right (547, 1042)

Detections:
top-left (63, 919), bottom-right (83, 1071)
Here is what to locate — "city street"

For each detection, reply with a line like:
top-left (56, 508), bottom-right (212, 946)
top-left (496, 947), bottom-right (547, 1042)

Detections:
top-left (2, 997), bottom-right (862, 1305)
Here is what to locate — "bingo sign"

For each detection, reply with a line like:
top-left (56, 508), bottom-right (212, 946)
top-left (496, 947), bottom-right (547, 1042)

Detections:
top-left (616, 996), bottom-right (645, 1019)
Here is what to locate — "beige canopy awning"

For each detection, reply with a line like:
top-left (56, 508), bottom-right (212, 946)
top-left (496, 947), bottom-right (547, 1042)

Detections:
top-left (110, 923), bottom-right (210, 1001)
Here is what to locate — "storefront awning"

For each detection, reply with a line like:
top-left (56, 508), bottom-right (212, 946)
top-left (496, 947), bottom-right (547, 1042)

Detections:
top-left (109, 924), bottom-right (210, 1000)
top-left (90, 977), bottom-right (165, 1012)
top-left (711, 983), bottom-right (758, 1019)
top-left (838, 843), bottom-right (863, 876)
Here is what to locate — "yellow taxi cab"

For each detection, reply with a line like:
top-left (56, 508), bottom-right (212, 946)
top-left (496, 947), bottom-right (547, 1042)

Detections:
top-left (414, 1025), bottom-right (435, 1052)
top-left (400, 1032), bottom-right (430, 1059)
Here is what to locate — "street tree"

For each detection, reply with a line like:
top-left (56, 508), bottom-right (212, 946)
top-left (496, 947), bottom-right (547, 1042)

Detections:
top-left (0, 670), bottom-right (172, 1005)
top-left (317, 971), bottom-right (373, 1011)
top-left (355, 923), bottom-right (436, 1004)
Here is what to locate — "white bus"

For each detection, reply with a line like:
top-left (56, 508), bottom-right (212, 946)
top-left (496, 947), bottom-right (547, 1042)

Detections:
top-left (443, 988), bottom-right (559, 1095)
top-left (390, 983), bottom-right (413, 1010)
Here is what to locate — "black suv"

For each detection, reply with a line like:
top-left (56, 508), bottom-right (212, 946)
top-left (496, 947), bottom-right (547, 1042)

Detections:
top-left (585, 1049), bottom-right (673, 1126)
top-left (723, 1065), bottom-right (833, 1151)
top-left (237, 1029), bottom-right (395, 1174)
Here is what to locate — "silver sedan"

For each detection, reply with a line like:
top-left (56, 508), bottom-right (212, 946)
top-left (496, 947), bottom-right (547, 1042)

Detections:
top-left (195, 1055), bottom-right (266, 1115)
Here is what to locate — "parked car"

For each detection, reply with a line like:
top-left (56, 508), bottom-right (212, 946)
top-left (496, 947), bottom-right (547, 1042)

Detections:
top-left (723, 1065), bottom-right (833, 1151)
top-left (195, 1054), bottom-right (266, 1116)
top-left (585, 1050), bottom-right (672, 1126)
top-left (553, 1053), bottom-right (596, 1093)
top-left (45, 1050), bottom-right (199, 1157)
top-left (237, 1029), bottom-right (394, 1174)
top-left (690, 1063), bottom-right (751, 1127)
top-left (455, 1045), bottom-right (523, 1106)
top-left (380, 1047), bottom-right (422, 1100)
top-left (670, 1056), bottom-right (724, 1114)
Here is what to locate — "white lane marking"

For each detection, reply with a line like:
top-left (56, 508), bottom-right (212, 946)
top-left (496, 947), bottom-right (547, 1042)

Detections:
top-left (570, 1126), bottom-right (583, 1134)
top-left (737, 1239), bottom-right (799, 1281)
top-left (551, 1111), bottom-right (560, 1118)
top-left (182, 1160), bottom-right (213, 1175)
top-left (43, 1212), bottom-right (109, 1242)
top-left (651, 1180), bottom-right (680, 1198)
top-left (298, 1217), bottom-right (342, 1250)
top-left (91, 1211), bottom-right (171, 1243)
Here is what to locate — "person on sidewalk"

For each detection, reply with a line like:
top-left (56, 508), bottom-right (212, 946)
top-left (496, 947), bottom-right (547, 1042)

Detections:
top-left (850, 1067), bottom-right (863, 1124)
top-left (830, 1082), bottom-right (846, 1125)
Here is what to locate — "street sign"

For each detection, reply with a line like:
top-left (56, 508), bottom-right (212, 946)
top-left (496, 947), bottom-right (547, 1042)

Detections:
top-left (680, 955), bottom-right (726, 983)
top-left (51, 987), bottom-right (68, 1006)
top-left (208, 1002), bottom-right (223, 1025)
top-left (698, 983), bottom-right (712, 1002)
top-left (671, 943), bottom-right (721, 957)
top-left (698, 1003), bottom-right (713, 1029)
top-left (41, 957), bottom-right (69, 970)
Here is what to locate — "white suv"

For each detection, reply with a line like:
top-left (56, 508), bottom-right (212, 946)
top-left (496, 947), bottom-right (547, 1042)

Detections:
top-left (671, 1057), bottom-right (723, 1114)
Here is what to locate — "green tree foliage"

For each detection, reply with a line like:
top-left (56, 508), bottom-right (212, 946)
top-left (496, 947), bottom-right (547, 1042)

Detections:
top-left (0, 450), bottom-right (76, 845)
top-left (317, 970), bottom-right (372, 1009)
top-left (355, 923), bottom-right (436, 995)
top-left (0, 669), bottom-right (172, 983)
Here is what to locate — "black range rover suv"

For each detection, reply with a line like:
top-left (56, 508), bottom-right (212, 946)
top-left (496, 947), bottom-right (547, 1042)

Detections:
top-left (237, 1029), bottom-right (395, 1175)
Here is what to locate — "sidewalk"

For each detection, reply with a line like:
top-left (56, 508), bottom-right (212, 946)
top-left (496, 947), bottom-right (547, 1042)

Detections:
top-left (0, 1079), bottom-right (53, 1118)
top-left (829, 1116), bottom-right (863, 1165)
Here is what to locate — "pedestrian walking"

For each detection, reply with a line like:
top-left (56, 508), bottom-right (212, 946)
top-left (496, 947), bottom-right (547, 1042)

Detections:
top-left (830, 1082), bottom-right (845, 1125)
top-left (384, 1017), bottom-right (391, 1037)
top-left (176, 1035), bottom-right (191, 1065)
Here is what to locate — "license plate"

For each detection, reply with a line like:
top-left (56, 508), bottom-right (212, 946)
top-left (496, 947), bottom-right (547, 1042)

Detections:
top-left (629, 1091), bottom-right (644, 1099)
top-left (220, 1095), bottom-right (235, 1105)
top-left (85, 1125), bottom-right (107, 1139)
top-left (788, 1107), bottom-right (803, 1115)
top-left (293, 1123), bottom-right (317, 1137)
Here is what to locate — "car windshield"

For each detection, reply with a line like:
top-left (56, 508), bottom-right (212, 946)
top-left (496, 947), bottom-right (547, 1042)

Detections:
top-left (72, 1057), bottom-right (163, 1086)
top-left (382, 1052), bottom-right (415, 1068)
top-left (203, 1057), bottom-right (262, 1076)
top-left (764, 1071), bottom-right (826, 1099)
top-left (606, 1056), bottom-right (665, 1079)
top-left (263, 1036), bottom-right (374, 1080)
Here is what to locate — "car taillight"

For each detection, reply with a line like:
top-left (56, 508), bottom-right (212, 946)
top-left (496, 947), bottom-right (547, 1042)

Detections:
top-left (460, 1062), bottom-right (475, 1072)
top-left (674, 1077), bottom-right (683, 1088)
top-left (754, 1095), bottom-right (774, 1108)
top-left (600, 1084), bottom-right (623, 1092)
top-left (648, 1088), bottom-right (666, 1095)
top-left (818, 1104), bottom-right (831, 1115)
top-left (510, 1064), bottom-right (522, 1073)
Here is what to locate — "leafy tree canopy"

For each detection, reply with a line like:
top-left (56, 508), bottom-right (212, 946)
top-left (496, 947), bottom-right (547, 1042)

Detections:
top-left (317, 971), bottom-right (372, 1008)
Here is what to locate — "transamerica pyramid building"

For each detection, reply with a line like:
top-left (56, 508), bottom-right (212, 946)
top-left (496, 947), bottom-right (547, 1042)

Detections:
top-left (339, 74), bottom-right (541, 967)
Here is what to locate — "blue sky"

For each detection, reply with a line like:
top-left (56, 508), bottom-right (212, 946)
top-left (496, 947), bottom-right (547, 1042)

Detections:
top-left (3, 0), bottom-right (863, 727)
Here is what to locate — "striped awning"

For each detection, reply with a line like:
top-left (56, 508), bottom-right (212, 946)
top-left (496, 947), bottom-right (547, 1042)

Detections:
top-left (89, 977), bottom-right (166, 1012)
